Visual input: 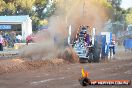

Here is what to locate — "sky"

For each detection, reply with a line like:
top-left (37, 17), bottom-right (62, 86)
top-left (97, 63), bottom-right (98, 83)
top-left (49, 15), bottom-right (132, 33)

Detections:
top-left (121, 0), bottom-right (132, 9)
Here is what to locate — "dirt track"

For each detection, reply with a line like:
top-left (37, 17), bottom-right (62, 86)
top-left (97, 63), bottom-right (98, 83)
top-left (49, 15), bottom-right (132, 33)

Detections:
top-left (0, 47), bottom-right (132, 88)
top-left (0, 59), bottom-right (132, 88)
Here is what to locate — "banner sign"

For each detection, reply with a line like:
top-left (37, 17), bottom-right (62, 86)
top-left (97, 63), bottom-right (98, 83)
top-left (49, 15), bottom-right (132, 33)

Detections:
top-left (0, 25), bottom-right (11, 30)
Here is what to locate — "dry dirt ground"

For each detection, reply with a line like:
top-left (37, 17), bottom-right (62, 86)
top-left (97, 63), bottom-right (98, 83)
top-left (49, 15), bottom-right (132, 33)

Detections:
top-left (0, 46), bottom-right (132, 88)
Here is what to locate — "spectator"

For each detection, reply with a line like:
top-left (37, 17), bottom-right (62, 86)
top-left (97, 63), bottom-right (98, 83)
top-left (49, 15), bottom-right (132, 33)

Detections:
top-left (15, 34), bottom-right (22, 43)
top-left (4, 33), bottom-right (10, 47)
top-left (109, 39), bottom-right (115, 55)
top-left (0, 35), bottom-right (4, 51)
top-left (26, 35), bottom-right (33, 45)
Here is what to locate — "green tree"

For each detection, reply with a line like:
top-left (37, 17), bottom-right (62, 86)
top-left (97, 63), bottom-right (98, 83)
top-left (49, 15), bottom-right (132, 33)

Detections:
top-left (107, 0), bottom-right (122, 22)
top-left (0, 0), bottom-right (54, 30)
top-left (126, 8), bottom-right (132, 24)
top-left (44, 2), bottom-right (56, 18)
top-left (127, 8), bottom-right (132, 13)
top-left (111, 0), bottom-right (122, 8)
top-left (0, 0), bottom-right (6, 12)
top-left (35, 0), bottom-right (48, 19)
top-left (92, 0), bottom-right (113, 19)
top-left (5, 3), bottom-right (16, 15)
top-left (15, 0), bottom-right (35, 15)
top-left (126, 13), bottom-right (132, 24)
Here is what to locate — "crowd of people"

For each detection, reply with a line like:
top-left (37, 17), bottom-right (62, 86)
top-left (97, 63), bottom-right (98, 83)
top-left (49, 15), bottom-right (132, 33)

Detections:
top-left (0, 31), bottom-right (22, 51)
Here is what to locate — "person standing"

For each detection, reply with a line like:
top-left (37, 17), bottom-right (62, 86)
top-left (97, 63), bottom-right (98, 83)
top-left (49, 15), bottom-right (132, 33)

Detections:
top-left (0, 35), bottom-right (4, 51)
top-left (16, 34), bottom-right (22, 43)
top-left (26, 35), bottom-right (32, 45)
top-left (111, 39), bottom-right (115, 54)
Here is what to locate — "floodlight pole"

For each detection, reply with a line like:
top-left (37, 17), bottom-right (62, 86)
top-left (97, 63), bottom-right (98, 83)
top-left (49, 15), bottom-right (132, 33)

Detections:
top-left (83, 0), bottom-right (85, 17)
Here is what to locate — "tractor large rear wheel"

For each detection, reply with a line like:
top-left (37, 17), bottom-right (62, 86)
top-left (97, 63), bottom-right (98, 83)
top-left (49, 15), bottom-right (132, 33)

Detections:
top-left (92, 40), bottom-right (101, 62)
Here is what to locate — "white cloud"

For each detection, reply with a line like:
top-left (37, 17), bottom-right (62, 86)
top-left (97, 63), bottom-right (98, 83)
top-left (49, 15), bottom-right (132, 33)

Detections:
top-left (121, 0), bottom-right (132, 9)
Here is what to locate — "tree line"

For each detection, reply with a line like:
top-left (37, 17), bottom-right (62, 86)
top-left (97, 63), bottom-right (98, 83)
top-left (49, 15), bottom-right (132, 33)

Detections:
top-left (0, 0), bottom-right (55, 30)
top-left (0, 0), bottom-right (132, 32)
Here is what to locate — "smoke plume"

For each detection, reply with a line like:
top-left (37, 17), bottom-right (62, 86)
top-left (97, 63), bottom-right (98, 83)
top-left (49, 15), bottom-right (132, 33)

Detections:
top-left (21, 0), bottom-right (109, 60)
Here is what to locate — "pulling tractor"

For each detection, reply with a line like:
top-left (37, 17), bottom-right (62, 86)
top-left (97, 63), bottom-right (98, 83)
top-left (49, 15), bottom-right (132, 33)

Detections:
top-left (71, 25), bottom-right (102, 63)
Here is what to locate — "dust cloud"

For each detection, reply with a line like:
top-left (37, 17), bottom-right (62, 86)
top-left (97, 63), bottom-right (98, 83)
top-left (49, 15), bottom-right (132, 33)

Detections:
top-left (21, 0), bottom-right (109, 60)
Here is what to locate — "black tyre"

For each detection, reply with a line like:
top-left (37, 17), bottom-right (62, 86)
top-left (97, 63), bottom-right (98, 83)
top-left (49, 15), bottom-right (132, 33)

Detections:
top-left (79, 58), bottom-right (89, 63)
top-left (93, 48), bottom-right (100, 62)
top-left (79, 77), bottom-right (91, 86)
top-left (88, 53), bottom-right (93, 63)
top-left (93, 40), bottom-right (102, 62)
